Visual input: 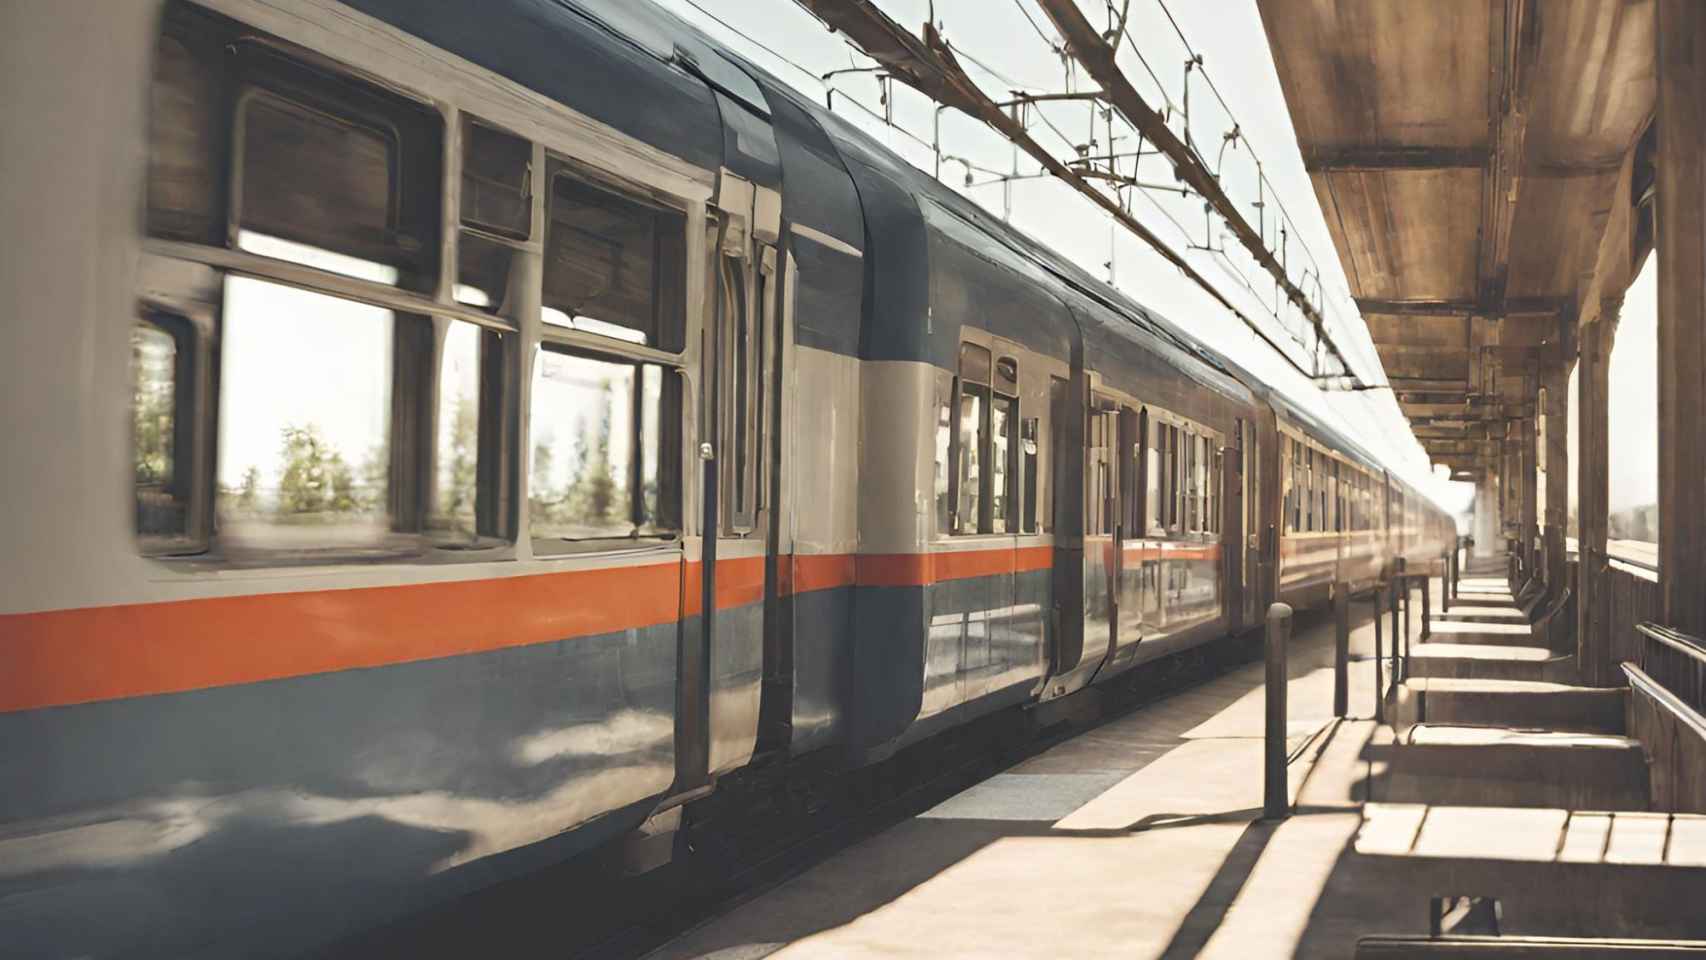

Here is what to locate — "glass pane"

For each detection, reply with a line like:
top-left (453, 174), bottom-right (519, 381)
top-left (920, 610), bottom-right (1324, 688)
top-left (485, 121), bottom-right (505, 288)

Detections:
top-left (959, 342), bottom-right (992, 384)
top-left (934, 377), bottom-right (953, 535)
top-left (462, 118), bottom-right (531, 240)
top-left (241, 93), bottom-right (398, 270)
top-left (218, 278), bottom-right (394, 553)
top-left (432, 321), bottom-right (482, 544)
top-left (147, 32), bottom-right (220, 243)
top-left (957, 387), bottom-right (984, 533)
top-left (991, 398), bottom-right (1012, 533)
top-left (543, 173), bottom-right (686, 350)
top-left (641, 364), bottom-right (662, 525)
top-left (529, 349), bottom-right (649, 540)
top-left (134, 321), bottom-right (187, 539)
top-left (731, 256), bottom-right (751, 516)
top-left (1022, 416), bottom-right (1039, 534)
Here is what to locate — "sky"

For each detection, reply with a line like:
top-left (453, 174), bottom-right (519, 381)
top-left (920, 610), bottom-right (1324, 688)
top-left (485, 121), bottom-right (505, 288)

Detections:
top-left (652, 0), bottom-right (1481, 516)
top-left (1604, 257), bottom-right (1659, 513)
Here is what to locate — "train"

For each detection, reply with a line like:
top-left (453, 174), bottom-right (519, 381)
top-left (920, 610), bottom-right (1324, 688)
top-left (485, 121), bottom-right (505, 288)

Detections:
top-left (0, 0), bottom-right (1457, 956)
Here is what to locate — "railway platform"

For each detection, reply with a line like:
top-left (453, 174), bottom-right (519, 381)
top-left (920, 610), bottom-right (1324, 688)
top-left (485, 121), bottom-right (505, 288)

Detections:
top-left (648, 560), bottom-right (1706, 958)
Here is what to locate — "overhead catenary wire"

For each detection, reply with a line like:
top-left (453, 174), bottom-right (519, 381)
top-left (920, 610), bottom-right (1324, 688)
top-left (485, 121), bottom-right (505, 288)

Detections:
top-left (687, 0), bottom-right (1351, 382)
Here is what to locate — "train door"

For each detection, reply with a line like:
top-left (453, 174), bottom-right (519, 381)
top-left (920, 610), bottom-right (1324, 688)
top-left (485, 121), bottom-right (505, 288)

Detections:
top-left (1083, 391), bottom-right (1120, 673)
top-left (1229, 418), bottom-right (1251, 630)
top-left (691, 171), bottom-right (780, 788)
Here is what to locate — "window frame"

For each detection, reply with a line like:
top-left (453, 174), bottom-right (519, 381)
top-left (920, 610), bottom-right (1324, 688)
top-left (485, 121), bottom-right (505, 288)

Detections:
top-left (137, 7), bottom-right (713, 564)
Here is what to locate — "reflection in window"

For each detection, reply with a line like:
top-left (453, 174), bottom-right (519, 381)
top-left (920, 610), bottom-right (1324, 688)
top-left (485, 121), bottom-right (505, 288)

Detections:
top-left (543, 171), bottom-right (686, 350)
top-left (134, 320), bottom-right (188, 540)
top-left (461, 118), bottom-right (531, 240)
top-left (1021, 417), bottom-right (1039, 534)
top-left (934, 375), bottom-right (953, 535)
top-left (956, 387), bottom-right (984, 533)
top-left (529, 348), bottom-right (673, 542)
top-left (217, 277), bottom-right (394, 552)
top-left (991, 396), bottom-right (1014, 533)
top-left (433, 322), bottom-right (482, 543)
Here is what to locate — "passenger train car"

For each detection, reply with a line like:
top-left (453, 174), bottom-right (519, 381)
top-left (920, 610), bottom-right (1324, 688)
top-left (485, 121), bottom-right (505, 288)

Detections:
top-left (0, 0), bottom-right (1457, 955)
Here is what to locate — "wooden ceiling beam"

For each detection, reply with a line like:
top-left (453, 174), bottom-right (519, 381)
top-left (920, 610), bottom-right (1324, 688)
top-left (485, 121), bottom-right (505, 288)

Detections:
top-left (1356, 296), bottom-right (1567, 317)
top-left (1476, 0), bottom-right (1540, 315)
top-left (1304, 145), bottom-right (1487, 172)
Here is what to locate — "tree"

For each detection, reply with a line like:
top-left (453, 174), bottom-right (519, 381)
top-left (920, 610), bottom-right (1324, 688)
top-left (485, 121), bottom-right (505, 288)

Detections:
top-left (440, 390), bottom-right (478, 530)
top-left (531, 437), bottom-right (560, 524)
top-left (131, 330), bottom-right (175, 486)
top-left (328, 452), bottom-right (358, 513)
top-left (562, 384), bottom-right (625, 529)
top-left (276, 424), bottom-right (334, 516)
top-left (358, 443), bottom-right (388, 514)
top-left (237, 466), bottom-right (261, 511)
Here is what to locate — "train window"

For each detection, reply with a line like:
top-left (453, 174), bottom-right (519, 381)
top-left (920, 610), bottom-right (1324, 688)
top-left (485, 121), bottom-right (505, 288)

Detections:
top-left (543, 172), bottom-right (687, 351)
top-left (430, 320), bottom-right (510, 547)
top-left (934, 373), bottom-right (954, 536)
top-left (1047, 376), bottom-right (1070, 534)
top-left (1304, 448), bottom-right (1315, 532)
top-left (147, 25), bottom-right (222, 245)
top-left (234, 65), bottom-right (442, 291)
top-left (1164, 424), bottom-right (1180, 534)
top-left (1143, 413), bottom-right (1163, 536)
top-left (991, 357), bottom-right (1019, 533)
top-left (529, 348), bottom-right (678, 544)
top-left (1201, 436), bottom-right (1214, 538)
top-left (462, 118), bottom-right (532, 240)
top-left (1211, 446), bottom-right (1222, 536)
top-left (953, 343), bottom-right (991, 533)
top-left (1091, 402), bottom-right (1118, 536)
top-left (1292, 440), bottom-right (1304, 532)
top-left (1021, 417), bottom-right (1040, 534)
top-left (216, 277), bottom-right (400, 554)
top-left (139, 5), bottom-right (525, 561)
top-left (133, 314), bottom-right (196, 550)
top-left (991, 397), bottom-right (1014, 533)
top-left (1191, 432), bottom-right (1202, 534)
top-left (716, 249), bottom-right (761, 535)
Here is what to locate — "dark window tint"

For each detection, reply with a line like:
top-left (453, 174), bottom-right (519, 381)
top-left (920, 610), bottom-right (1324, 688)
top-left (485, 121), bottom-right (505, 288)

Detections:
top-left (462, 118), bottom-right (531, 239)
top-left (133, 315), bottom-right (195, 546)
top-left (543, 172), bottom-right (686, 351)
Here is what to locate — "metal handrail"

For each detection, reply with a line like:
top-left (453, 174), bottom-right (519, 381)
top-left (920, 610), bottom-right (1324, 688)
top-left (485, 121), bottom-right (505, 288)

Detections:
top-left (1610, 551), bottom-right (1659, 575)
top-left (1633, 621), bottom-right (1706, 717)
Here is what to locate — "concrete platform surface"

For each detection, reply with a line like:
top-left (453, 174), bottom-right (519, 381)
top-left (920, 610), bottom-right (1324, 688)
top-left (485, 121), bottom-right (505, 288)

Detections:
top-left (1372, 724), bottom-right (1650, 810)
top-left (649, 610), bottom-right (1428, 959)
top-left (1395, 678), bottom-right (1625, 734)
top-left (1406, 643), bottom-right (1574, 683)
top-left (649, 592), bottom-right (1681, 959)
top-left (1435, 606), bottom-right (1531, 623)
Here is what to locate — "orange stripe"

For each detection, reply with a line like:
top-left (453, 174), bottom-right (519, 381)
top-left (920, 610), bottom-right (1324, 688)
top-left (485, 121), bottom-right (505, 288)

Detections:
top-left (1119, 543), bottom-right (1223, 563)
top-left (0, 563), bottom-right (683, 714)
top-left (1, 545), bottom-right (1057, 713)
top-left (789, 554), bottom-right (858, 595)
top-left (855, 545), bottom-right (1051, 587)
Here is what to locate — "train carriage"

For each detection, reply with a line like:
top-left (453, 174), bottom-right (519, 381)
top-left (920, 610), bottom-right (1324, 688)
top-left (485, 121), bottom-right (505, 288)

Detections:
top-left (0, 1), bottom-right (1457, 956)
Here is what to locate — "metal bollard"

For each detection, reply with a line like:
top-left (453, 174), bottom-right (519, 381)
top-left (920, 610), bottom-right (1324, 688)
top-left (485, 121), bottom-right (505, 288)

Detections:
top-left (1373, 583), bottom-right (1386, 723)
top-left (1398, 560), bottom-right (1411, 671)
top-left (1441, 551), bottom-right (1452, 613)
top-left (1389, 575), bottom-right (1402, 689)
top-left (1265, 602), bottom-right (1293, 821)
top-left (1333, 583), bottom-right (1350, 719)
top-left (1421, 572), bottom-right (1432, 641)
